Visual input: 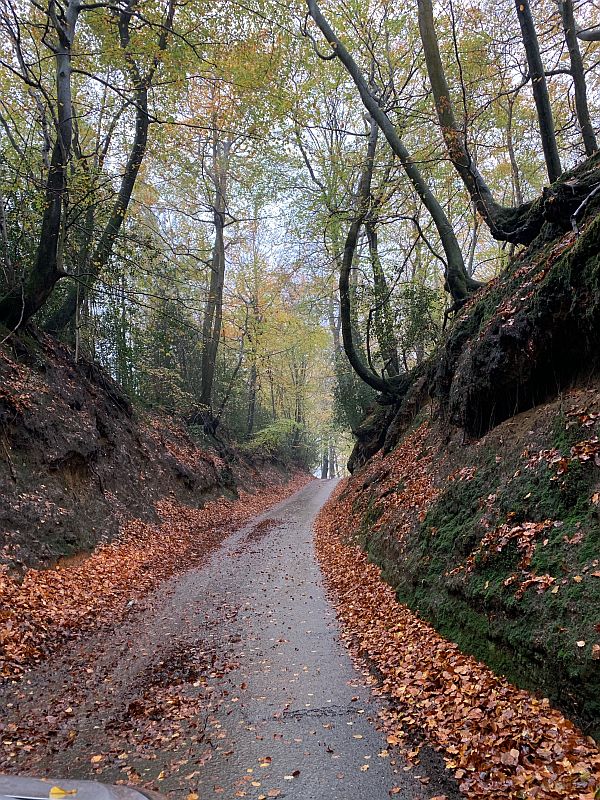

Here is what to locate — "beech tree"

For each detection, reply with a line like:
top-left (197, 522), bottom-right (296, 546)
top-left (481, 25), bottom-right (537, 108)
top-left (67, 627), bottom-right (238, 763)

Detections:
top-left (44, 0), bottom-right (176, 335)
top-left (0, 0), bottom-right (176, 332)
top-left (305, 0), bottom-right (480, 306)
top-left (0, 0), bottom-right (82, 328)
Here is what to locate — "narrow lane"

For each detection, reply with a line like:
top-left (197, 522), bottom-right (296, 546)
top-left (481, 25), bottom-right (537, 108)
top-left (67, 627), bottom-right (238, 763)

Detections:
top-left (1, 480), bottom-right (449, 799)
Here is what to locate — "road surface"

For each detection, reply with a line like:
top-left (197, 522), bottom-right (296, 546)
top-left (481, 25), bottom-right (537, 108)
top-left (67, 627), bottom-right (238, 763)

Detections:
top-left (0, 480), bottom-right (455, 799)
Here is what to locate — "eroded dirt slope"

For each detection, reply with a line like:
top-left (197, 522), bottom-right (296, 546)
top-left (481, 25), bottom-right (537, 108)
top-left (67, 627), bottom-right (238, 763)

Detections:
top-left (0, 331), bottom-right (290, 571)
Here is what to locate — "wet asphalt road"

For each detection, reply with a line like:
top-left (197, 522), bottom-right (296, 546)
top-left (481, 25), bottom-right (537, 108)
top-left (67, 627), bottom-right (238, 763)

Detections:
top-left (1, 479), bottom-right (447, 799)
top-left (179, 478), bottom-right (407, 800)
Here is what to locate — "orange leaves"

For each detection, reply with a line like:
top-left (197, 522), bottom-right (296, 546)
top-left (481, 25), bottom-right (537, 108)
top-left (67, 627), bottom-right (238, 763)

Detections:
top-left (314, 489), bottom-right (600, 800)
top-left (0, 473), bottom-right (310, 681)
top-left (344, 423), bottom-right (439, 550)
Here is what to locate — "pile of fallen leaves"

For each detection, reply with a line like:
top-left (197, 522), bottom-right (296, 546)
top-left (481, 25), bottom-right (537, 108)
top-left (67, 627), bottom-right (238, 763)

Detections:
top-left (351, 422), bottom-right (440, 552)
top-left (315, 484), bottom-right (600, 799)
top-left (0, 473), bottom-right (310, 680)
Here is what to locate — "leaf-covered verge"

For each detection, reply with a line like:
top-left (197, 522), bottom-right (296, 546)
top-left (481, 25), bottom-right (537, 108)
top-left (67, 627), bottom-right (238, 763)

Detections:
top-left (336, 169), bottom-right (600, 743)
top-left (0, 472), bottom-right (311, 682)
top-left (332, 387), bottom-right (600, 738)
top-left (315, 483), bottom-right (600, 799)
top-left (0, 330), bottom-right (301, 572)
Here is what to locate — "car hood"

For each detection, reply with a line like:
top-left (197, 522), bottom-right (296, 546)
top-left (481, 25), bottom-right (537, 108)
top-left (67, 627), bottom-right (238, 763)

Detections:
top-left (0, 776), bottom-right (163, 800)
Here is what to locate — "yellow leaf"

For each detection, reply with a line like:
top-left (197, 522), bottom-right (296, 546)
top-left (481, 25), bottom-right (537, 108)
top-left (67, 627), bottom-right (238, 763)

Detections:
top-left (49, 788), bottom-right (77, 798)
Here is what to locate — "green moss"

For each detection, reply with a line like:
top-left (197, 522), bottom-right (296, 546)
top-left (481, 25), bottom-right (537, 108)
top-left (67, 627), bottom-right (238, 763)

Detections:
top-left (356, 404), bottom-right (600, 736)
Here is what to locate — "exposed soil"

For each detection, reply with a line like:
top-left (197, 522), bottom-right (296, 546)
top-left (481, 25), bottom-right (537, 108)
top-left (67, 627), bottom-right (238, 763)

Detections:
top-left (0, 331), bottom-right (292, 572)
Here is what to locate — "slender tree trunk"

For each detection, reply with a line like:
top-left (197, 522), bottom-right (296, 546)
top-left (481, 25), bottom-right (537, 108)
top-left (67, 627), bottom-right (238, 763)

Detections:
top-left (306, 0), bottom-right (477, 303)
top-left (246, 362), bottom-right (257, 437)
top-left (416, 0), bottom-right (550, 246)
top-left (365, 221), bottom-right (399, 376)
top-left (466, 204), bottom-right (479, 277)
top-left (321, 445), bottom-right (329, 479)
top-left (45, 83), bottom-right (150, 334)
top-left (216, 316), bottom-right (247, 423)
top-left (44, 0), bottom-right (176, 334)
top-left (514, 0), bottom-right (562, 182)
top-left (506, 97), bottom-right (524, 206)
top-left (559, 0), bottom-right (597, 156)
top-left (417, 0), bottom-right (504, 221)
top-left (199, 136), bottom-right (231, 410)
top-left (0, 0), bottom-right (81, 329)
top-left (0, 184), bottom-right (14, 288)
top-left (328, 441), bottom-right (336, 478)
top-left (339, 119), bottom-right (390, 393)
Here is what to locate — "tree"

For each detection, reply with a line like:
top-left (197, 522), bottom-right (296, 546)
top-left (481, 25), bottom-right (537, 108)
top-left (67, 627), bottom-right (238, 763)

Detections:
top-left (414, 0), bottom-right (598, 246)
top-left (514, 0), bottom-right (562, 182)
top-left (0, 0), bottom-right (82, 328)
top-left (44, 0), bottom-right (176, 335)
top-left (305, 0), bottom-right (480, 305)
top-left (557, 0), bottom-right (597, 156)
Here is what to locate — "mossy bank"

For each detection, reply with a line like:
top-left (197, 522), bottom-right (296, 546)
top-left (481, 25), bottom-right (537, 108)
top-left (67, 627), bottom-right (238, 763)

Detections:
top-left (337, 188), bottom-right (600, 739)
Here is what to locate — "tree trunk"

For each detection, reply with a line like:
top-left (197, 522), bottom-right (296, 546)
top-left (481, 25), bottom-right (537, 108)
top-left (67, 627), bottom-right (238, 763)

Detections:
top-left (306, 0), bottom-right (477, 304)
top-left (0, 185), bottom-right (13, 290)
top-left (416, 0), bottom-right (552, 245)
top-left (339, 119), bottom-right (390, 393)
top-left (417, 0), bottom-right (506, 224)
top-left (0, 0), bottom-right (80, 329)
top-left (514, 0), bottom-right (562, 183)
top-left (44, 0), bottom-right (176, 334)
top-left (45, 85), bottom-right (150, 334)
top-left (199, 136), bottom-right (231, 410)
top-left (321, 445), bottom-right (329, 479)
top-left (246, 362), bottom-right (257, 437)
top-left (365, 222), bottom-right (399, 376)
top-left (558, 0), bottom-right (597, 157)
top-left (328, 441), bottom-right (336, 478)
top-left (506, 97), bottom-right (524, 206)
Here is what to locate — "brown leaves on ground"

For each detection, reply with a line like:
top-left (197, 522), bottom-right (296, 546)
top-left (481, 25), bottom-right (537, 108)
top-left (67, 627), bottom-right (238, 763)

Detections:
top-left (314, 484), bottom-right (600, 800)
top-left (356, 422), bottom-right (440, 547)
top-left (0, 474), bottom-right (310, 680)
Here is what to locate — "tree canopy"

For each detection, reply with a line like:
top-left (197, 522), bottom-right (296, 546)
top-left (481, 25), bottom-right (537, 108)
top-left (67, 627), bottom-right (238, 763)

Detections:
top-left (0, 0), bottom-right (598, 470)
